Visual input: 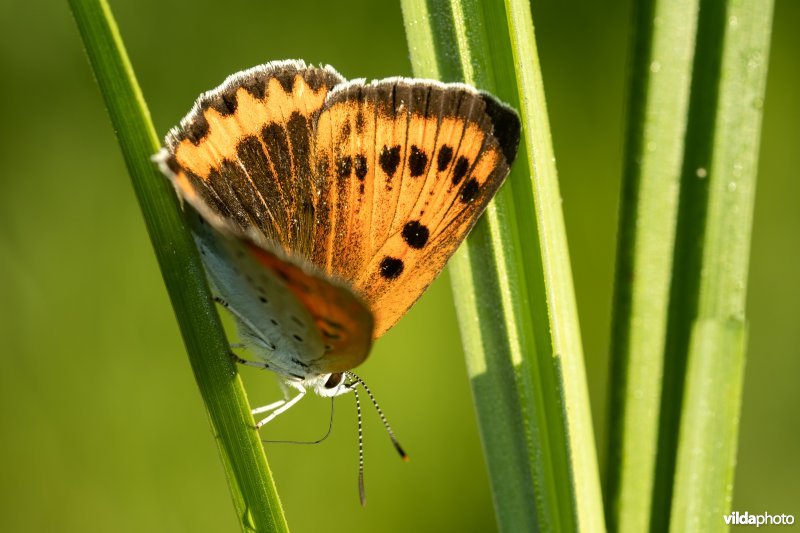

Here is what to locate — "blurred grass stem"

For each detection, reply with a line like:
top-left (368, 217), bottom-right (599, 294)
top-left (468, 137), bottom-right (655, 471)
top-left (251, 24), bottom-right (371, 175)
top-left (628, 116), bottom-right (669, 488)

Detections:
top-left (606, 0), bottom-right (774, 531)
top-left (401, 1), bottom-right (605, 531)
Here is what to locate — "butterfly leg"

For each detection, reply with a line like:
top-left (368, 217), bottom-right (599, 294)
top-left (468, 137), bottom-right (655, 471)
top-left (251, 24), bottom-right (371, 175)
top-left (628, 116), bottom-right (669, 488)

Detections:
top-left (251, 400), bottom-right (287, 415)
top-left (254, 390), bottom-right (306, 429)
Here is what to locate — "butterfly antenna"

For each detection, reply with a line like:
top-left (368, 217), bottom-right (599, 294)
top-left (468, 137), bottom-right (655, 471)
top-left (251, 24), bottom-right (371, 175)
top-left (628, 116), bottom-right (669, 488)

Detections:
top-left (353, 386), bottom-right (366, 506)
top-left (346, 372), bottom-right (409, 461)
top-left (261, 397), bottom-right (335, 445)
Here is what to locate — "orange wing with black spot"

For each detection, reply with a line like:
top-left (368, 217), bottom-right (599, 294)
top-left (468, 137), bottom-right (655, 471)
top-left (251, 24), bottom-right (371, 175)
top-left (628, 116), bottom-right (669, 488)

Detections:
top-left (311, 79), bottom-right (520, 337)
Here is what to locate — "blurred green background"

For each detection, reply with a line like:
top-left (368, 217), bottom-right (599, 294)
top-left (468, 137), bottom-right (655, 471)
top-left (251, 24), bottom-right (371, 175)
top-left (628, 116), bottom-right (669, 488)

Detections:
top-left (1, 1), bottom-right (797, 531)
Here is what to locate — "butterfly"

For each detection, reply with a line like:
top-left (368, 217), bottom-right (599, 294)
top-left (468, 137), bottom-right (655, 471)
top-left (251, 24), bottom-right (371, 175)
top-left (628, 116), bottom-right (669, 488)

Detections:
top-left (155, 59), bottom-right (520, 433)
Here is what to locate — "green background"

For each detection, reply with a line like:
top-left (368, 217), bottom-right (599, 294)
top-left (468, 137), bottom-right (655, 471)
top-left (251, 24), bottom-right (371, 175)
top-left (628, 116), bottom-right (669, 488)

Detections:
top-left (1, 1), bottom-right (797, 531)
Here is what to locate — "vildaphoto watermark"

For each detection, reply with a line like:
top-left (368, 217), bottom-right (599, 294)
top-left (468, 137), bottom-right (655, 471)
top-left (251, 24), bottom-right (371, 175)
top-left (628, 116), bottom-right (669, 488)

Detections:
top-left (724, 511), bottom-right (795, 526)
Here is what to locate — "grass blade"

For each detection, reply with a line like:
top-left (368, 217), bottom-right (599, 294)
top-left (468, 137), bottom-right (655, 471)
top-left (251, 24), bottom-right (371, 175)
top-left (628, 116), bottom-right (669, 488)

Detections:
top-left (401, 1), bottom-right (605, 530)
top-left (604, 1), bottom-right (700, 531)
top-left (607, 0), bottom-right (773, 529)
top-left (68, 0), bottom-right (289, 530)
top-left (668, 1), bottom-right (774, 530)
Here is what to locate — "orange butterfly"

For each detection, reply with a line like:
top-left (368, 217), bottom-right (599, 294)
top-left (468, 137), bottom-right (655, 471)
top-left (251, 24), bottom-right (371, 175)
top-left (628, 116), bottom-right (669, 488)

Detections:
top-left (155, 59), bottom-right (519, 428)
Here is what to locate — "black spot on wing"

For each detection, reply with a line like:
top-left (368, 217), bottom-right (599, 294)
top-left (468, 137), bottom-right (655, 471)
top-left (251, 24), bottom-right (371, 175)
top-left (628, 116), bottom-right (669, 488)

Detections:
top-left (460, 178), bottom-right (480, 203)
top-left (402, 221), bottom-right (429, 249)
top-left (184, 116), bottom-right (210, 145)
top-left (452, 156), bottom-right (470, 185)
top-left (437, 145), bottom-right (453, 171)
top-left (276, 71), bottom-right (296, 93)
top-left (354, 154), bottom-right (368, 180)
top-left (379, 256), bottom-right (404, 279)
top-left (241, 75), bottom-right (267, 99)
top-left (302, 67), bottom-right (344, 92)
top-left (379, 145), bottom-right (401, 178)
top-left (320, 317), bottom-right (345, 331)
top-left (408, 145), bottom-right (428, 177)
top-left (205, 89), bottom-right (238, 116)
top-left (292, 357), bottom-right (310, 369)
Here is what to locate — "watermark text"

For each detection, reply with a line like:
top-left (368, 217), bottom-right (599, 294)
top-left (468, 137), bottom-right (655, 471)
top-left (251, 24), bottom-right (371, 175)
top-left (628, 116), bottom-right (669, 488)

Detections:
top-left (724, 511), bottom-right (795, 527)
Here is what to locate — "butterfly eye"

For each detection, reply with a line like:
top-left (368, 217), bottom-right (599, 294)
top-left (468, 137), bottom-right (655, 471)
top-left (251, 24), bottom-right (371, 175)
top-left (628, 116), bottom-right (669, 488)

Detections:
top-left (324, 372), bottom-right (344, 389)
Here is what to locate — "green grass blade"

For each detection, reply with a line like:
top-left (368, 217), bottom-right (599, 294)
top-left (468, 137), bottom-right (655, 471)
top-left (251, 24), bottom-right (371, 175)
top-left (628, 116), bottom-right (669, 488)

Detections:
top-left (401, 1), bottom-right (605, 531)
top-left (668, 1), bottom-right (774, 530)
top-left (604, 1), bottom-right (700, 531)
top-left (68, 1), bottom-right (289, 530)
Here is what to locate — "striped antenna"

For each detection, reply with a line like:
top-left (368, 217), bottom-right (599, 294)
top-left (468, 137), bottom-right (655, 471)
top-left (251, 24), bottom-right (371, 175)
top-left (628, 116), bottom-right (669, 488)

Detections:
top-left (346, 372), bottom-right (408, 461)
top-left (353, 386), bottom-right (366, 506)
top-left (345, 372), bottom-right (408, 506)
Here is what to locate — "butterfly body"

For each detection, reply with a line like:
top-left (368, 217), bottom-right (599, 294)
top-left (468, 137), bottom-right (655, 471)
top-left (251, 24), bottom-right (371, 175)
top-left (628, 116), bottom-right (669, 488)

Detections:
top-left (156, 60), bottom-right (520, 399)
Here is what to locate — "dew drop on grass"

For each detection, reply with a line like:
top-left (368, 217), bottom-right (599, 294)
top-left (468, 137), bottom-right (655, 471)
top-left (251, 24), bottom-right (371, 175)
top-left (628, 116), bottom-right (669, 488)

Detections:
top-left (732, 161), bottom-right (744, 178)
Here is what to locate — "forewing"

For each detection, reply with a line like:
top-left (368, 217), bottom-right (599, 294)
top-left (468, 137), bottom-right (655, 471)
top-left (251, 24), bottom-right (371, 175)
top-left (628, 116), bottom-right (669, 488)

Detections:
top-left (312, 80), bottom-right (520, 337)
top-left (158, 60), bottom-right (343, 258)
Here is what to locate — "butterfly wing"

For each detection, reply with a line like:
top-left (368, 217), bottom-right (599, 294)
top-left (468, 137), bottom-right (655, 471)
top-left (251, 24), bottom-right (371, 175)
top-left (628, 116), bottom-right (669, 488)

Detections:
top-left (158, 62), bottom-right (519, 364)
top-left (243, 239), bottom-right (373, 371)
top-left (157, 61), bottom-right (373, 373)
top-left (187, 208), bottom-right (322, 376)
top-left (311, 79), bottom-right (520, 337)
top-left (161, 60), bottom-right (343, 256)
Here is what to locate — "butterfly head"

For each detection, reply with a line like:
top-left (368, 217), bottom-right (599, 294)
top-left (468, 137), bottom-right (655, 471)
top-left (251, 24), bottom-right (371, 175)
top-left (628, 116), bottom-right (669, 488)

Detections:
top-left (284, 371), bottom-right (352, 398)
